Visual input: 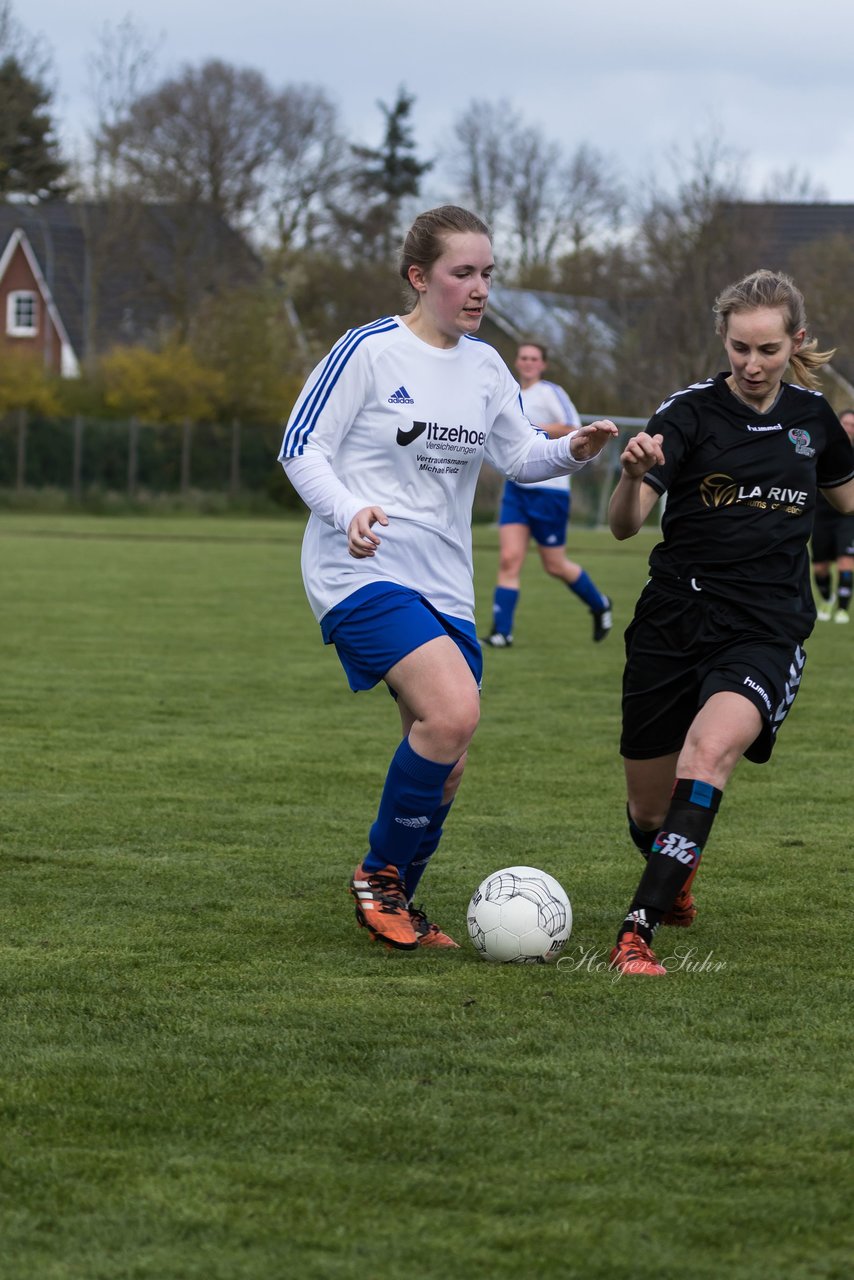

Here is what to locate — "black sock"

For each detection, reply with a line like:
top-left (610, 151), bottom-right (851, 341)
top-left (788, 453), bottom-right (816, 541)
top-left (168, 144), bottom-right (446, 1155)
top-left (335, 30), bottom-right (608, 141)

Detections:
top-left (627, 805), bottom-right (656, 859)
top-left (838, 569), bottom-right (852, 611)
top-left (814, 570), bottom-right (832, 602)
top-left (618, 779), bottom-right (722, 945)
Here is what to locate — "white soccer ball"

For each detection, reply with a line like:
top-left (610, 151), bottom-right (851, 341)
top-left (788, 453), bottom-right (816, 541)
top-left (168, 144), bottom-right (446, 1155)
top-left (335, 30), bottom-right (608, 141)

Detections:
top-left (467, 865), bottom-right (572, 963)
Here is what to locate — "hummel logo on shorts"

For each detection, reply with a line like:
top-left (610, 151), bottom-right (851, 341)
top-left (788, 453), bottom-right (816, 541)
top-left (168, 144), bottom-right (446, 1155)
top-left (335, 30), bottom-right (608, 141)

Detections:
top-left (388, 385), bottom-right (414, 404)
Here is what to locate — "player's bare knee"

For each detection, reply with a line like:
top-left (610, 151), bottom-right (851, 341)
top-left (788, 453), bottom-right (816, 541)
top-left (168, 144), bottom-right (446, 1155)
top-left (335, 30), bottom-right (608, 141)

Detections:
top-left (443, 752), bottom-right (468, 802)
top-left (629, 801), bottom-right (666, 832)
top-left (543, 559), bottom-right (566, 579)
top-left (425, 698), bottom-right (479, 758)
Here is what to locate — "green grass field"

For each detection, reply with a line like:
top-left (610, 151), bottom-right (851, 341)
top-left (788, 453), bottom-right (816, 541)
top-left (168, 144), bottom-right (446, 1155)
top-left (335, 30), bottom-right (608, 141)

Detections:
top-left (1, 512), bottom-right (851, 1280)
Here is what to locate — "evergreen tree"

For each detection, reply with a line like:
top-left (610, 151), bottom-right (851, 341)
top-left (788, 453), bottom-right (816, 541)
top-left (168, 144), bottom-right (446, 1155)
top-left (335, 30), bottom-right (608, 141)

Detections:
top-left (0, 54), bottom-right (68, 199)
top-left (334, 87), bottom-right (431, 262)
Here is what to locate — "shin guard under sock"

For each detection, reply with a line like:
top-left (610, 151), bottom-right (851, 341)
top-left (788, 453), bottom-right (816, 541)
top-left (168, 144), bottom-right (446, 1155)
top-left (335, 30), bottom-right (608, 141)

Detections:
top-left (492, 586), bottom-right (518, 637)
top-left (627, 805), bottom-right (656, 859)
top-left (568, 570), bottom-right (606, 612)
top-left (365, 740), bottom-right (456, 875)
top-left (620, 779), bottom-right (722, 943)
top-left (404, 800), bottom-right (453, 901)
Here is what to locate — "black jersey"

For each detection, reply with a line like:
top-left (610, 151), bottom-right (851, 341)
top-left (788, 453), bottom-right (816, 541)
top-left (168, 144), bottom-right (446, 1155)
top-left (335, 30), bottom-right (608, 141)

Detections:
top-left (642, 373), bottom-right (854, 634)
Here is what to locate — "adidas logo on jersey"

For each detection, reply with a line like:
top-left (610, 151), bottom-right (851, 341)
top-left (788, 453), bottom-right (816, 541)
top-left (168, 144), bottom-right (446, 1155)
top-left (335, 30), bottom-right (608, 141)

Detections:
top-left (388, 385), bottom-right (414, 404)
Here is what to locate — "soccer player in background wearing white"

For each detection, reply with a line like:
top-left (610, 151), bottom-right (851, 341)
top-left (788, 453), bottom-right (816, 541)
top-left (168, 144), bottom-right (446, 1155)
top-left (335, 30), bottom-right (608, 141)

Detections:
top-left (485, 342), bottom-right (612, 647)
top-left (812, 407), bottom-right (854, 623)
top-left (608, 269), bottom-right (854, 976)
top-left (279, 206), bottom-right (618, 952)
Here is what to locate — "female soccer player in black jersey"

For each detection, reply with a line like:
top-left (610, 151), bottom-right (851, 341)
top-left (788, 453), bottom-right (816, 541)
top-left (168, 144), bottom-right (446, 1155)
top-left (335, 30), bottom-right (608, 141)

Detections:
top-left (607, 268), bottom-right (854, 976)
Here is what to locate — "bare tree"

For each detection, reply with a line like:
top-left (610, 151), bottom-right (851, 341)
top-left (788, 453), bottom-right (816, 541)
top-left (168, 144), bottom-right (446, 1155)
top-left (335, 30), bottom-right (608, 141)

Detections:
top-left (790, 233), bottom-right (854, 364)
top-left (266, 84), bottom-right (347, 252)
top-left (559, 143), bottom-right (625, 254)
top-left (760, 165), bottom-right (828, 203)
top-left (510, 136), bottom-right (625, 279)
top-left (446, 99), bottom-right (522, 234)
top-left (99, 58), bottom-right (277, 230)
top-left (623, 131), bottom-right (752, 403)
top-left (446, 102), bottom-right (624, 280)
top-left (507, 125), bottom-right (563, 272)
top-left (85, 14), bottom-right (162, 196)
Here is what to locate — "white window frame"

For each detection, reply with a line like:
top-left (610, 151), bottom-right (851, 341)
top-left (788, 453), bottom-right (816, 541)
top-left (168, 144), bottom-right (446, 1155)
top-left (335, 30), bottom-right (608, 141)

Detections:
top-left (7, 290), bottom-right (39, 337)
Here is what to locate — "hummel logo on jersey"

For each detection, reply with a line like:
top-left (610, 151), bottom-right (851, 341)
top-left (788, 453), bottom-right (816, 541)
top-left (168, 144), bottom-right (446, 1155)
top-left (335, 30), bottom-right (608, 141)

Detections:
top-left (388, 385), bottom-right (415, 405)
top-left (396, 420), bottom-right (429, 446)
top-left (653, 832), bottom-right (700, 866)
top-left (394, 814), bottom-right (430, 829)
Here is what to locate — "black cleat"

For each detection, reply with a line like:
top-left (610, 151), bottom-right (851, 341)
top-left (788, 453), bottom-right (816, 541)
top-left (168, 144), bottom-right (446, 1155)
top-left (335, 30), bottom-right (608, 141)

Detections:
top-left (483, 631), bottom-right (513, 648)
top-left (592, 597), bottom-right (612, 642)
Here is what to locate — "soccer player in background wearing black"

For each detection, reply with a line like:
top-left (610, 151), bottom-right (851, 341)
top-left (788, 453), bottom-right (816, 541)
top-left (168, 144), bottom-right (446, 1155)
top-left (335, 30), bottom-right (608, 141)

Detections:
top-left (812, 407), bottom-right (854, 624)
top-left (606, 269), bottom-right (854, 976)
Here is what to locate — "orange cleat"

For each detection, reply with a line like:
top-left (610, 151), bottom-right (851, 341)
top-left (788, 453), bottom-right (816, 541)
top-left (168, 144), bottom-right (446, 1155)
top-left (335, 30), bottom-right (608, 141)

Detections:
top-left (609, 930), bottom-right (667, 976)
top-left (409, 904), bottom-right (460, 949)
top-left (663, 885), bottom-right (698, 927)
top-left (350, 862), bottom-right (418, 950)
top-left (664, 865), bottom-right (699, 927)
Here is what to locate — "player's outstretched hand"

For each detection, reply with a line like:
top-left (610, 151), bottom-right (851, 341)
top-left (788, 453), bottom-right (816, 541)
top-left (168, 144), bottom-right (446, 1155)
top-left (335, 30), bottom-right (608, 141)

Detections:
top-left (348, 505), bottom-right (389, 558)
top-left (569, 420), bottom-right (620, 461)
top-left (620, 432), bottom-right (665, 479)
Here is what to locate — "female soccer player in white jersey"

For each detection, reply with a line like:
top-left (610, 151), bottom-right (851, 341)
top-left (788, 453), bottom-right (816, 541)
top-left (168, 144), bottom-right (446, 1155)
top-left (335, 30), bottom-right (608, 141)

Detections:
top-left (485, 341), bottom-right (613, 648)
top-left (279, 205), bottom-right (618, 952)
top-left (607, 269), bottom-right (854, 976)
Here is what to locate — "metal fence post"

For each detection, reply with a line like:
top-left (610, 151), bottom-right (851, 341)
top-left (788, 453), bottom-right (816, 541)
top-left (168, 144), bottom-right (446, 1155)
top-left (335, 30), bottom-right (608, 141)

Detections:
top-left (128, 417), bottom-right (139, 497)
top-left (72, 414), bottom-right (83, 501)
top-left (15, 407), bottom-right (27, 490)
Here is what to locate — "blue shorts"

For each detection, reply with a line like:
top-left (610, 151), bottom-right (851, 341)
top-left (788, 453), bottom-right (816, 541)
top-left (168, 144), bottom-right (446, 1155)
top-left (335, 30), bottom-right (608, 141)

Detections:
top-left (320, 582), bottom-right (483, 693)
top-left (499, 480), bottom-right (570, 547)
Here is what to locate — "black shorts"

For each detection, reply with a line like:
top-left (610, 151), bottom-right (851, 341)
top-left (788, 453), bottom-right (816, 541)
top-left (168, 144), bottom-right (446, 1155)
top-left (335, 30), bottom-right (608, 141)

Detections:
top-left (811, 510), bottom-right (854, 563)
top-left (620, 582), bottom-right (807, 765)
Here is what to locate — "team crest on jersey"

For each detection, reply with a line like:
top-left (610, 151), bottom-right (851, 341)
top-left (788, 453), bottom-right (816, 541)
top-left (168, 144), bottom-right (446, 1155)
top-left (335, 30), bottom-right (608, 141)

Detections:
top-left (388, 385), bottom-right (415, 404)
top-left (788, 428), bottom-right (815, 457)
top-left (700, 473), bottom-right (738, 507)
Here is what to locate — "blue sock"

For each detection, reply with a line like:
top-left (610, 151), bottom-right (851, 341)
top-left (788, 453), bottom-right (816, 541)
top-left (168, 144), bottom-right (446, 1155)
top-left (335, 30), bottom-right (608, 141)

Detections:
top-left (569, 571), bottom-right (606, 612)
top-left (365, 739), bottom-right (456, 875)
top-left (493, 586), bottom-right (518, 636)
top-left (404, 801), bottom-right (453, 901)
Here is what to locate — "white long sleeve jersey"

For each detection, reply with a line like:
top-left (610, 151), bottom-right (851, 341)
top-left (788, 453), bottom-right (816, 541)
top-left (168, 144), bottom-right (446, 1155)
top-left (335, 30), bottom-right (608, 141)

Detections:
top-left (519, 379), bottom-right (581, 493)
top-left (279, 316), bottom-right (586, 623)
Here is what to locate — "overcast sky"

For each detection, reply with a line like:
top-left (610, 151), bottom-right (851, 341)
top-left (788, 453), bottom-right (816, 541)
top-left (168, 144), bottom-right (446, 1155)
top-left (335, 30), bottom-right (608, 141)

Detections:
top-left (28, 0), bottom-right (854, 203)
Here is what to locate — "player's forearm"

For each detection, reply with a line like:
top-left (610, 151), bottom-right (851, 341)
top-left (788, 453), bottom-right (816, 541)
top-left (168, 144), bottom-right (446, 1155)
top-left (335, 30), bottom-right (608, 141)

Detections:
top-left (509, 431), bottom-right (588, 482)
top-left (821, 477), bottom-right (854, 514)
top-left (281, 452), bottom-right (364, 534)
top-left (608, 474), bottom-right (651, 540)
